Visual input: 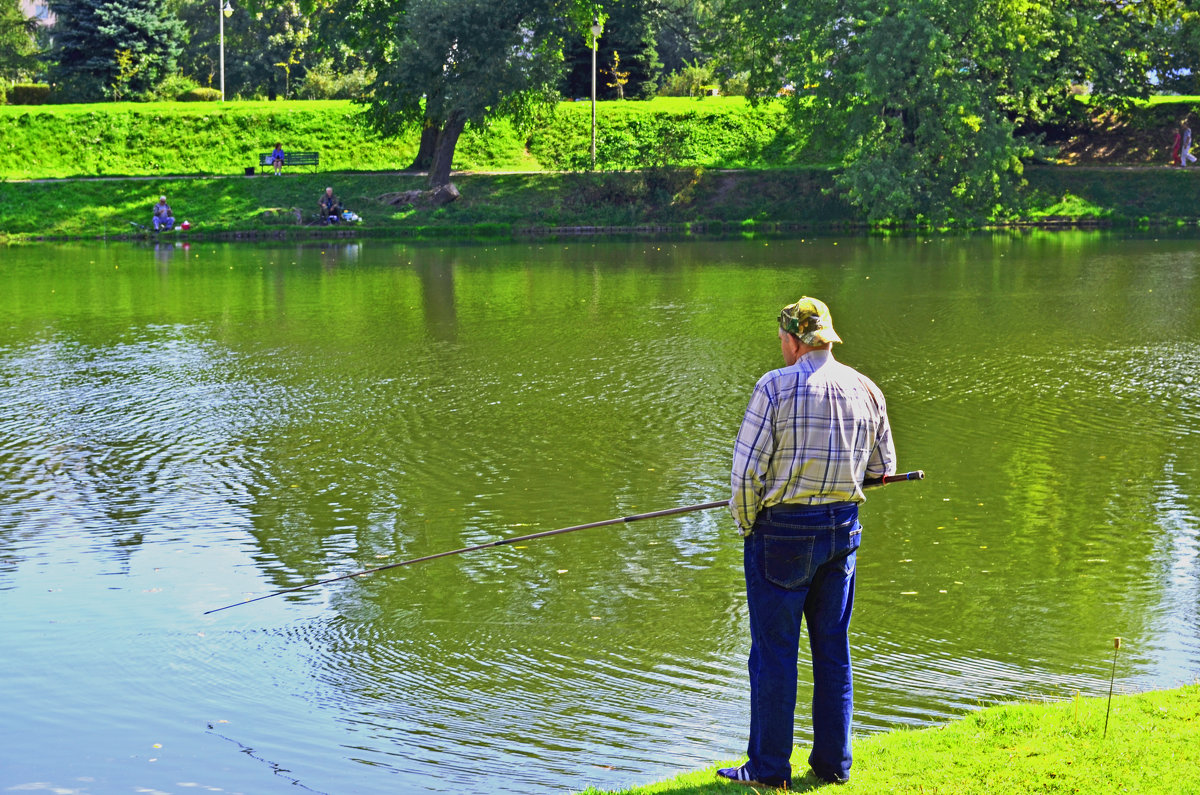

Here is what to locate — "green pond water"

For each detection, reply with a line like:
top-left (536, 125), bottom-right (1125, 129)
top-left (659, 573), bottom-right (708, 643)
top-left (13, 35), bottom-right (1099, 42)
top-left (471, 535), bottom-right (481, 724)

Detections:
top-left (1, 233), bottom-right (1197, 794)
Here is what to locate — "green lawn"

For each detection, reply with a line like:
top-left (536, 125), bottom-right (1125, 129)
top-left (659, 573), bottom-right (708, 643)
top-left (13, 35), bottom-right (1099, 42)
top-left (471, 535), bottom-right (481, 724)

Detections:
top-left (580, 685), bottom-right (1200, 794)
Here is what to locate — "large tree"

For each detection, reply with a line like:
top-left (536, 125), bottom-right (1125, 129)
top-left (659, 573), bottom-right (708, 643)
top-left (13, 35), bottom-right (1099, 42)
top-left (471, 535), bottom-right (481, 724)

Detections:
top-left (313, 0), bottom-right (589, 187)
top-left (649, 0), bottom-right (707, 77)
top-left (174, 0), bottom-right (317, 100)
top-left (47, 0), bottom-right (184, 101)
top-left (1141, 0), bottom-right (1200, 95)
top-left (0, 0), bottom-right (40, 82)
top-left (561, 0), bottom-right (660, 100)
top-left (714, 0), bottom-right (1164, 224)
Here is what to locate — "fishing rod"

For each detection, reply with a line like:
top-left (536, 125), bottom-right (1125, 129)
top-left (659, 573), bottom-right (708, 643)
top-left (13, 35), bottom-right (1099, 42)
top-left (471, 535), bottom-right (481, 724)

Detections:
top-left (204, 469), bottom-right (924, 615)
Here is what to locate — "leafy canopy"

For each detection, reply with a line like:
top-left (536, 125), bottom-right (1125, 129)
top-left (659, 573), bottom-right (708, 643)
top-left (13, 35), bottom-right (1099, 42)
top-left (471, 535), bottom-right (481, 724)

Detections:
top-left (714, 0), bottom-right (1169, 224)
top-left (47, 0), bottom-right (184, 101)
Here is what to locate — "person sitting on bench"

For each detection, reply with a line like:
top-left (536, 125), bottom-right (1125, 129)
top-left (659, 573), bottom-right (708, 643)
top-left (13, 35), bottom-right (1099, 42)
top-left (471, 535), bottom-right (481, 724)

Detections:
top-left (153, 195), bottom-right (175, 231)
top-left (319, 187), bottom-right (343, 224)
top-left (271, 142), bottom-right (285, 176)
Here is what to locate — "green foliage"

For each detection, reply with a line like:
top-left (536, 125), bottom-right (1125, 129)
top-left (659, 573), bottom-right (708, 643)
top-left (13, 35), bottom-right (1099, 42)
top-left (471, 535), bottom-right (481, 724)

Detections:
top-left (47, 0), bottom-right (185, 102)
top-left (561, 0), bottom-right (661, 100)
top-left (153, 73), bottom-right (201, 102)
top-left (1156, 4), bottom-right (1200, 95)
top-left (6, 97), bottom-right (1199, 234)
top-left (0, 101), bottom-right (418, 178)
top-left (177, 87), bottom-right (222, 102)
top-left (333, 0), bottom-right (592, 184)
top-left (0, 0), bottom-right (39, 81)
top-left (649, 0), bottom-right (708, 77)
top-left (7, 83), bottom-right (50, 104)
top-left (528, 97), bottom-right (797, 170)
top-left (1027, 191), bottom-right (1110, 220)
top-left (295, 60), bottom-right (372, 100)
top-left (581, 686), bottom-right (1200, 795)
top-left (173, 0), bottom-right (318, 101)
top-left (713, 0), bottom-right (1169, 224)
top-left (657, 61), bottom-right (716, 97)
top-left (0, 167), bottom-right (853, 236)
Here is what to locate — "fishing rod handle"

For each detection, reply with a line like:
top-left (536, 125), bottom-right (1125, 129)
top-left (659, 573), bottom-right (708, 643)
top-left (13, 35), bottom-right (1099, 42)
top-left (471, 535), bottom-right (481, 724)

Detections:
top-left (864, 469), bottom-right (924, 488)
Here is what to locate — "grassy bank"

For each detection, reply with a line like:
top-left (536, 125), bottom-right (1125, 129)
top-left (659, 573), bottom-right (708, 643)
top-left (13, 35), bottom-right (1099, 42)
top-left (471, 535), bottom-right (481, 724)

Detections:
top-left (0, 97), bottom-right (793, 180)
top-left (581, 684), bottom-right (1200, 794)
top-left (5, 96), bottom-right (1200, 239)
top-left (0, 168), bottom-right (856, 240)
top-left (5, 164), bottom-right (1200, 241)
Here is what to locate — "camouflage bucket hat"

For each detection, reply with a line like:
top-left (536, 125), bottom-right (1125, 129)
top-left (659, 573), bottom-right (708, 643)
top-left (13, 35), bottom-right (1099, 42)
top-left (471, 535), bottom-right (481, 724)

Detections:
top-left (778, 296), bottom-right (842, 345)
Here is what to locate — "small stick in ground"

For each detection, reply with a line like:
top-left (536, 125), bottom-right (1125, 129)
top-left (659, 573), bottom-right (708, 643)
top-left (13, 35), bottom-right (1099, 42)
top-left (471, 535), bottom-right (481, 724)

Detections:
top-left (1104, 636), bottom-right (1121, 738)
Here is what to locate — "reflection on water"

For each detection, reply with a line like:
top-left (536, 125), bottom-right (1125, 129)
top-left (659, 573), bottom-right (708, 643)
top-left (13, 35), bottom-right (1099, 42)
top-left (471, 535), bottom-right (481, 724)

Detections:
top-left (1, 233), bottom-right (1198, 794)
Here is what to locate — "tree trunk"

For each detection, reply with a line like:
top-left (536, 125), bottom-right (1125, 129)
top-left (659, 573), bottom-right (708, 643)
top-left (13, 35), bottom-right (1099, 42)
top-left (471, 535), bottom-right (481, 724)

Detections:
top-left (428, 111), bottom-right (467, 188)
top-left (407, 121), bottom-right (438, 171)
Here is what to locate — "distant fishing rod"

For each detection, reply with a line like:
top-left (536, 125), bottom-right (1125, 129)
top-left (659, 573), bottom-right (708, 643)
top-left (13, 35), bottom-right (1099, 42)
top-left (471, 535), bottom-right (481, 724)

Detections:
top-left (204, 469), bottom-right (924, 615)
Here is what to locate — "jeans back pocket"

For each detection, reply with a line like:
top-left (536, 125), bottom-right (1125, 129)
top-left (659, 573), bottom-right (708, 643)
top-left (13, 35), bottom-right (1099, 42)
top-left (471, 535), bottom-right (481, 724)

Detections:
top-left (763, 534), bottom-right (818, 590)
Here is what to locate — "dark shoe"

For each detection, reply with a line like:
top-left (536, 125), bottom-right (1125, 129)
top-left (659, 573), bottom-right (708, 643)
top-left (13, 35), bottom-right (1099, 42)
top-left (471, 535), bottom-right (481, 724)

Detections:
top-left (717, 764), bottom-right (789, 789)
top-left (808, 767), bottom-right (849, 785)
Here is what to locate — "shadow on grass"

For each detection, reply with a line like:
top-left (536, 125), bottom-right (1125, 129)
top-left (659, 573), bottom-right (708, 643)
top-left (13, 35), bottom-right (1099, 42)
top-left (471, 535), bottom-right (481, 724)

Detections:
top-left (583, 769), bottom-right (844, 795)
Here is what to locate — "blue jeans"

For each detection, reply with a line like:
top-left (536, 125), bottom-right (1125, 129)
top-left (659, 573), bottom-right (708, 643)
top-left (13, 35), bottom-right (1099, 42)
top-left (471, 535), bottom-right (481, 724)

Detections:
top-left (743, 502), bottom-right (860, 784)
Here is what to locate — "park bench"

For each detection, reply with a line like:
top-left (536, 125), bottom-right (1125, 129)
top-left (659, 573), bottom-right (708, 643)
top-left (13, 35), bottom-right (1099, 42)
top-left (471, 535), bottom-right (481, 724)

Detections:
top-left (258, 151), bottom-right (320, 172)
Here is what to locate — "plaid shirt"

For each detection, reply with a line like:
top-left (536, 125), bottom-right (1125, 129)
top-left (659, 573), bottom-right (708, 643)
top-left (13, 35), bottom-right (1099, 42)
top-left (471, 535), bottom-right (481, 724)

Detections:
top-left (730, 349), bottom-right (895, 534)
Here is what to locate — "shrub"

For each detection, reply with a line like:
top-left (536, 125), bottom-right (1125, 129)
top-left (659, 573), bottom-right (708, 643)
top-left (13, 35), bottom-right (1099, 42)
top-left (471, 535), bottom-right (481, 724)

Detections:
top-left (528, 99), bottom-right (796, 171)
top-left (178, 87), bottom-right (222, 102)
top-left (156, 74), bottom-right (201, 102)
top-left (296, 62), bottom-right (373, 100)
top-left (8, 84), bottom-right (51, 105)
top-left (657, 62), bottom-right (716, 97)
top-left (721, 72), bottom-right (750, 97)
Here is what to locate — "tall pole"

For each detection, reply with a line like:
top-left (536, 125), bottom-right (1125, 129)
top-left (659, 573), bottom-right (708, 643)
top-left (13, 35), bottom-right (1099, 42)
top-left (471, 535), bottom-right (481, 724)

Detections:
top-left (218, 0), bottom-right (225, 101)
top-left (590, 24), bottom-right (597, 170)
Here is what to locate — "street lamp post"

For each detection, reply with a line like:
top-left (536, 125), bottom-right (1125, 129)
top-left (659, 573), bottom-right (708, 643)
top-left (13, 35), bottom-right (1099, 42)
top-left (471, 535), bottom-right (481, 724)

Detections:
top-left (219, 0), bottom-right (233, 101)
top-left (590, 19), bottom-right (601, 171)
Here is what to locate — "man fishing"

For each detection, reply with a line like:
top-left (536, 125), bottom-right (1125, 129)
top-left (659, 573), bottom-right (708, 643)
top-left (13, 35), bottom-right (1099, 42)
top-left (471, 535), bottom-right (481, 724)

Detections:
top-left (721, 296), bottom-right (896, 789)
top-left (152, 195), bottom-right (174, 232)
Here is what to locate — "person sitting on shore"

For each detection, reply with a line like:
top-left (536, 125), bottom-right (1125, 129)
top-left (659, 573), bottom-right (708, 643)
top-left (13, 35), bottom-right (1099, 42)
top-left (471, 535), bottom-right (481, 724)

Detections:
top-left (271, 142), bottom-right (285, 176)
top-left (152, 195), bottom-right (174, 232)
top-left (319, 187), bottom-right (343, 224)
